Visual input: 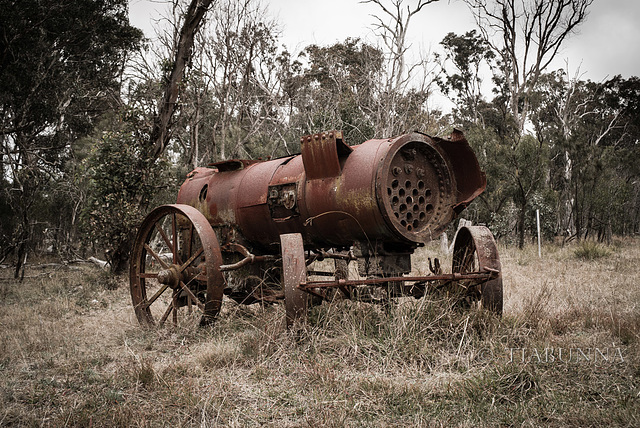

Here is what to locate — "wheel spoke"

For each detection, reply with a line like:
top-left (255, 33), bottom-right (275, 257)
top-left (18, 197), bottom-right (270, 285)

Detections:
top-left (172, 292), bottom-right (178, 325)
top-left (179, 280), bottom-right (206, 311)
top-left (138, 272), bottom-right (158, 279)
top-left (159, 298), bottom-right (175, 326)
top-left (171, 213), bottom-right (184, 265)
top-left (179, 247), bottom-right (204, 273)
top-left (130, 204), bottom-right (224, 327)
top-left (186, 222), bottom-right (193, 260)
top-left (172, 213), bottom-right (178, 264)
top-left (142, 283), bottom-right (170, 309)
top-left (155, 223), bottom-right (173, 256)
top-left (144, 243), bottom-right (169, 269)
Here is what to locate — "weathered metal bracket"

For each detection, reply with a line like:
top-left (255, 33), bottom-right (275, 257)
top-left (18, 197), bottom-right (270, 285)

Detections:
top-left (300, 130), bottom-right (352, 180)
top-left (280, 233), bottom-right (308, 328)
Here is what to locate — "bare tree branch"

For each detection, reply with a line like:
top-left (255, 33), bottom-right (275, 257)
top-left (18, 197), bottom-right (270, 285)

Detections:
top-left (149, 0), bottom-right (215, 160)
top-left (465, 0), bottom-right (593, 132)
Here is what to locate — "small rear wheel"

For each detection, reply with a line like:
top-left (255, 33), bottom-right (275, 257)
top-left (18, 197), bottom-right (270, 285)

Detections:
top-left (452, 225), bottom-right (503, 315)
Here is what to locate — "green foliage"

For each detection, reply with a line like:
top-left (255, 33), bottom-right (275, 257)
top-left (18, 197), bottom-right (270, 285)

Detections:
top-left (2, 0), bottom-right (639, 263)
top-left (82, 115), bottom-right (173, 273)
top-left (436, 24), bottom-right (640, 244)
top-left (285, 38), bottom-right (383, 144)
top-left (0, 178), bottom-right (17, 256)
top-left (487, 202), bottom-right (518, 243)
top-left (527, 72), bottom-right (640, 241)
top-left (508, 134), bottom-right (550, 245)
top-left (436, 30), bottom-right (495, 124)
top-left (574, 241), bottom-right (611, 260)
top-left (460, 122), bottom-right (519, 239)
top-left (0, 0), bottom-right (142, 273)
top-left (525, 189), bottom-right (559, 240)
top-left (0, 0), bottom-right (142, 130)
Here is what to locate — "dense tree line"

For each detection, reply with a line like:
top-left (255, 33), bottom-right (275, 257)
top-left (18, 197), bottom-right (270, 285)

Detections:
top-left (1, 0), bottom-right (639, 275)
top-left (0, 0), bottom-right (142, 276)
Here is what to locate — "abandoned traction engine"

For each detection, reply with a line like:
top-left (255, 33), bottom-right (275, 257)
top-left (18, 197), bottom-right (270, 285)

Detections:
top-left (129, 130), bottom-right (503, 327)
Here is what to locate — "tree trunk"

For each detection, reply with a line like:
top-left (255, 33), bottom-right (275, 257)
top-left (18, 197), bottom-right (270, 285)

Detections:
top-left (109, 245), bottom-right (131, 275)
top-left (14, 240), bottom-right (27, 280)
top-left (108, 0), bottom-right (213, 275)
top-left (148, 0), bottom-right (214, 160)
top-left (517, 203), bottom-right (526, 249)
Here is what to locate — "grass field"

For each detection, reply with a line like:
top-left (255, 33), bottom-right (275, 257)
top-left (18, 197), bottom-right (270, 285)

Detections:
top-left (1, 238), bottom-right (639, 427)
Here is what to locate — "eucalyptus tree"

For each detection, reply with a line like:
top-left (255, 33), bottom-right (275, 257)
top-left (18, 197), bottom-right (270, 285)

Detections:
top-left (188, 0), bottom-right (283, 161)
top-left (285, 38), bottom-right (384, 145)
top-left (464, 0), bottom-right (593, 133)
top-left (82, 0), bottom-right (216, 273)
top-left (531, 72), bottom-right (640, 241)
top-left (362, 0), bottom-right (441, 136)
top-left (0, 0), bottom-right (142, 277)
top-left (460, 0), bottom-right (593, 247)
top-left (436, 30), bottom-right (495, 126)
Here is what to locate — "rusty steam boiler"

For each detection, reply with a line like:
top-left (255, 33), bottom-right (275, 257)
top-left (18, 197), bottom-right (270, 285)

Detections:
top-left (129, 130), bottom-right (502, 327)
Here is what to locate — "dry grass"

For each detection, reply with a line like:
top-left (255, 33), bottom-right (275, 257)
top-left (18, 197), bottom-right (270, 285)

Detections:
top-left (1, 238), bottom-right (639, 427)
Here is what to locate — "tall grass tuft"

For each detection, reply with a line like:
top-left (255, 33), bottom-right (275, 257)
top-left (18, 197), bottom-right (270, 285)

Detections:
top-left (574, 240), bottom-right (611, 260)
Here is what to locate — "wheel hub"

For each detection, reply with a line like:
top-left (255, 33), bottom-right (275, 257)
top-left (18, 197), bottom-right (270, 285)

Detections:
top-left (157, 264), bottom-right (202, 289)
top-left (157, 265), bottom-right (181, 289)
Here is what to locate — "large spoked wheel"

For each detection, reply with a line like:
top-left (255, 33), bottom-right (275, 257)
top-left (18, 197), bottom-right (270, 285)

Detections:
top-left (129, 204), bottom-right (225, 326)
top-left (452, 225), bottom-right (503, 315)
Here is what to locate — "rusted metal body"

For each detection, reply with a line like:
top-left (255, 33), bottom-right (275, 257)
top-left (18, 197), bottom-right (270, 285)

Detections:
top-left (129, 129), bottom-right (502, 327)
top-left (176, 130), bottom-right (485, 251)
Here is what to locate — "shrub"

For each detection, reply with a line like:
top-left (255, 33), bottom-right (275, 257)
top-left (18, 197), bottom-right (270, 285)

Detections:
top-left (574, 241), bottom-right (611, 260)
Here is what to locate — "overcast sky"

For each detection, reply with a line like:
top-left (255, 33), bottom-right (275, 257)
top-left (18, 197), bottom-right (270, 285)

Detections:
top-left (129, 0), bottom-right (640, 89)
